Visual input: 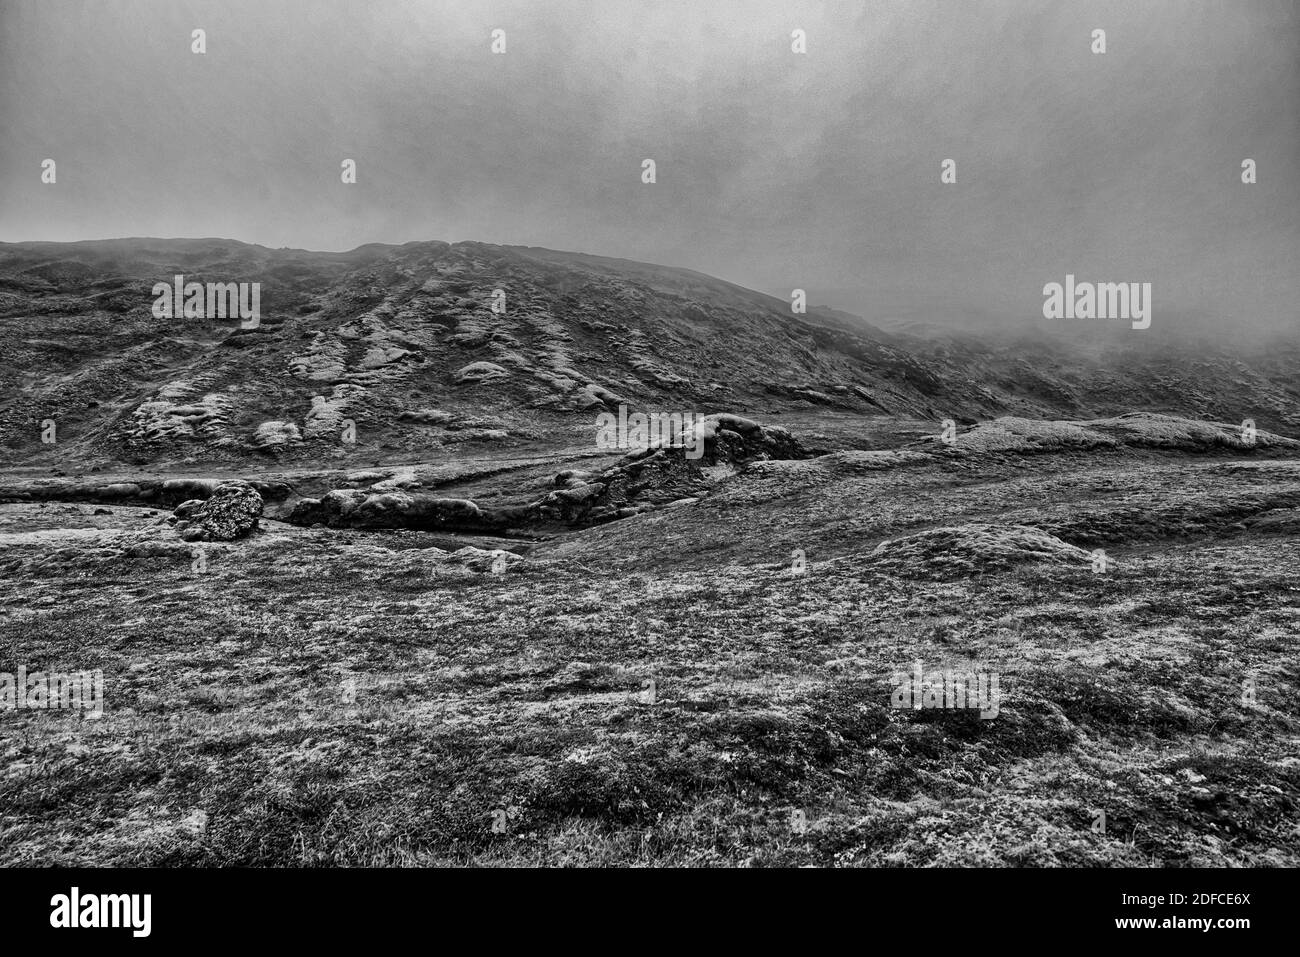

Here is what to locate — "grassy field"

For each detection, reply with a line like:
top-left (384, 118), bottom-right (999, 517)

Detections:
top-left (2, 415), bottom-right (1298, 866)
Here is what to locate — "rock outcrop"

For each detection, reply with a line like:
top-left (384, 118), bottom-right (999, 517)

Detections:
top-left (531, 413), bottom-right (811, 525)
top-left (282, 412), bottom-right (812, 532)
top-left (684, 413), bottom-right (807, 465)
top-left (286, 489), bottom-right (519, 532)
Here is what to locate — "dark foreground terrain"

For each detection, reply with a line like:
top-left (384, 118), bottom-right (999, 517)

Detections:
top-left (3, 411), bottom-right (1298, 866)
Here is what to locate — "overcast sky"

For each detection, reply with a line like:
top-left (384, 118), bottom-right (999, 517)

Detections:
top-left (1, 0), bottom-right (1296, 333)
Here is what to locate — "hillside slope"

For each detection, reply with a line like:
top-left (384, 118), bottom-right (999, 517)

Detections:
top-left (1, 238), bottom-right (1296, 474)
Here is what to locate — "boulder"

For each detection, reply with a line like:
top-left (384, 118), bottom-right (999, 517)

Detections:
top-left (173, 480), bottom-right (263, 541)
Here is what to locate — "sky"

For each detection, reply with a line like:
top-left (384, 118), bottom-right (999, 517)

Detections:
top-left (1, 0), bottom-right (1297, 334)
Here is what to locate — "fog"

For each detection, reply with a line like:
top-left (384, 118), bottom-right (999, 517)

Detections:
top-left (1, 0), bottom-right (1296, 335)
